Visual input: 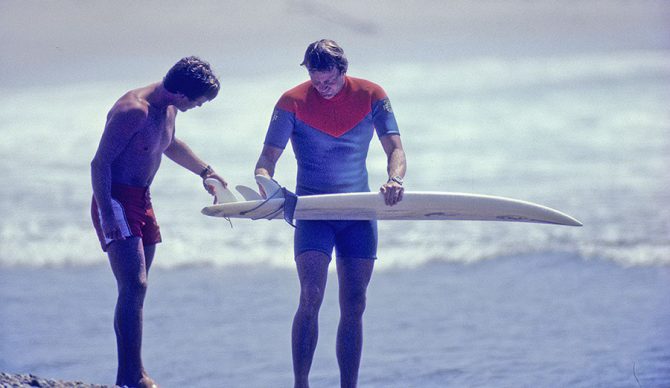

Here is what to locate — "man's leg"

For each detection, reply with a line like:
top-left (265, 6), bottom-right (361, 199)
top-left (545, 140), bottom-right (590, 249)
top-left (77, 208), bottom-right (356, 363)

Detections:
top-left (292, 250), bottom-right (331, 388)
top-left (107, 237), bottom-right (156, 387)
top-left (336, 257), bottom-right (374, 388)
top-left (138, 243), bottom-right (157, 388)
top-left (143, 243), bottom-right (156, 274)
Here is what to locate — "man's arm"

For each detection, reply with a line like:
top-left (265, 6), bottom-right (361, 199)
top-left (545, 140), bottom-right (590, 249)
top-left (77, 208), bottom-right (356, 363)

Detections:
top-left (90, 106), bottom-right (146, 241)
top-left (163, 137), bottom-right (211, 175)
top-left (379, 134), bottom-right (406, 206)
top-left (163, 137), bottom-right (227, 195)
top-left (254, 145), bottom-right (284, 197)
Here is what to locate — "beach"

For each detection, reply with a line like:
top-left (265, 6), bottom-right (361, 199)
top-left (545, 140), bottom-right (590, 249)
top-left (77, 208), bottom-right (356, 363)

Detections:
top-left (1, 255), bottom-right (669, 387)
top-left (1, 0), bottom-right (669, 386)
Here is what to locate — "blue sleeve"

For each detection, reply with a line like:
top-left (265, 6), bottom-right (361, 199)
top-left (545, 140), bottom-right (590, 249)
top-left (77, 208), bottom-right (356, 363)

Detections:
top-left (263, 107), bottom-right (295, 149)
top-left (372, 97), bottom-right (400, 137)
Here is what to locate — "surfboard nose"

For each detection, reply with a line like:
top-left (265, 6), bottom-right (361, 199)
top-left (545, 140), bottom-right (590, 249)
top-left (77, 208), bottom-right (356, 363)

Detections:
top-left (563, 216), bottom-right (583, 227)
top-left (539, 207), bottom-right (582, 226)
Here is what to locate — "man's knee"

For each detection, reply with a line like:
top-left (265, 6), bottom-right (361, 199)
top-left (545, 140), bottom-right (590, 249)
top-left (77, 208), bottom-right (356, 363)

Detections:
top-left (299, 285), bottom-right (326, 316)
top-left (107, 238), bottom-right (150, 298)
top-left (118, 276), bottom-right (149, 301)
top-left (295, 250), bottom-right (330, 316)
top-left (340, 289), bottom-right (367, 317)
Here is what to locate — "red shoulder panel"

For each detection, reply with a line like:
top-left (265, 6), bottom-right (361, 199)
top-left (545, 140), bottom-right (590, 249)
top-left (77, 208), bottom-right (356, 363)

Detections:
top-left (293, 77), bottom-right (384, 137)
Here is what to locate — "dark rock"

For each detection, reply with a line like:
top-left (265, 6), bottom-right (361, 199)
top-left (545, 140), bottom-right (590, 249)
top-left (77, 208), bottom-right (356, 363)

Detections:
top-left (0, 372), bottom-right (109, 388)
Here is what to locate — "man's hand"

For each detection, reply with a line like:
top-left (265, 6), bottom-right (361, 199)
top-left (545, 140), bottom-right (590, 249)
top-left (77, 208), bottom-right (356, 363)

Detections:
top-left (101, 215), bottom-right (125, 242)
top-left (257, 183), bottom-right (268, 199)
top-left (254, 173), bottom-right (274, 199)
top-left (380, 181), bottom-right (404, 206)
top-left (255, 145), bottom-right (283, 199)
top-left (203, 172), bottom-right (228, 204)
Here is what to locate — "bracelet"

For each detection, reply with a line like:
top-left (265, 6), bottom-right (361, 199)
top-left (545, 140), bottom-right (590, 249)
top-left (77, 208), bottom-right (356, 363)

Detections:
top-left (388, 175), bottom-right (404, 185)
top-left (199, 165), bottom-right (214, 178)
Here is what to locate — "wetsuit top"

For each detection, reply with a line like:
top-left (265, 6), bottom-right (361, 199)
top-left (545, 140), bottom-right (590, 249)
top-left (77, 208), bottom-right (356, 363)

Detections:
top-left (264, 76), bottom-right (400, 195)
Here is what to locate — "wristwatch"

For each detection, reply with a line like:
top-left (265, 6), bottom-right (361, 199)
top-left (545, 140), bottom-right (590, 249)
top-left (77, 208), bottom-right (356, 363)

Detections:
top-left (199, 165), bottom-right (214, 179)
top-left (388, 175), bottom-right (404, 185)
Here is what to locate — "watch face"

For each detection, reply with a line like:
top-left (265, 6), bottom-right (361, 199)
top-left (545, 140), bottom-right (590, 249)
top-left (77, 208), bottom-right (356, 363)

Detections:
top-left (391, 176), bottom-right (403, 185)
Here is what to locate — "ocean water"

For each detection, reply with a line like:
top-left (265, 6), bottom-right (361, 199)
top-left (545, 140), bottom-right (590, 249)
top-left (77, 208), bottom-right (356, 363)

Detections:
top-left (1, 47), bottom-right (669, 386)
top-left (0, 50), bottom-right (668, 269)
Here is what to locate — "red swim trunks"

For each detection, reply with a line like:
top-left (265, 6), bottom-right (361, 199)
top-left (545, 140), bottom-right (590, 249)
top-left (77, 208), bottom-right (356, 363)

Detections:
top-left (91, 183), bottom-right (162, 252)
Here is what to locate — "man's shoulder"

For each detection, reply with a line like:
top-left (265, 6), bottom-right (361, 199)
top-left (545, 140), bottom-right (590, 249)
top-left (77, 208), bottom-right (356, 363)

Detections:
top-left (282, 81), bottom-right (312, 100)
top-left (347, 76), bottom-right (387, 101)
top-left (106, 92), bottom-right (150, 130)
top-left (110, 92), bottom-right (149, 119)
top-left (276, 80), bottom-right (312, 112)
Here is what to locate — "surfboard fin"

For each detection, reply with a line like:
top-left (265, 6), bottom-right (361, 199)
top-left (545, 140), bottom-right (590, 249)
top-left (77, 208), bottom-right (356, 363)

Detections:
top-left (204, 178), bottom-right (238, 204)
top-left (235, 185), bottom-right (263, 201)
top-left (253, 175), bottom-right (297, 226)
top-left (255, 175), bottom-right (283, 199)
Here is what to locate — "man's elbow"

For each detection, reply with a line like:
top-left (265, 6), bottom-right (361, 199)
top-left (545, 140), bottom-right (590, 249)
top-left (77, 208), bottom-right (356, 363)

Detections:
top-left (90, 156), bottom-right (109, 174)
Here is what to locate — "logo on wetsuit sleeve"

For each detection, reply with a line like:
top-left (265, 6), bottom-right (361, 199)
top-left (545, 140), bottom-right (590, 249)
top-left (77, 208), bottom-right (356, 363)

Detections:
top-left (271, 109), bottom-right (280, 122)
top-left (382, 98), bottom-right (393, 113)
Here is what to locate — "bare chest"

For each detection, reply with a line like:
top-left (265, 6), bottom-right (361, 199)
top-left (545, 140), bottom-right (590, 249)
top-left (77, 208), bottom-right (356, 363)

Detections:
top-left (127, 108), bottom-right (175, 156)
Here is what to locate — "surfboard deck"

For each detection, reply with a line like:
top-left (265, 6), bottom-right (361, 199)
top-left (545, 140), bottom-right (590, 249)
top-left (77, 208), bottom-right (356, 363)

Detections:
top-left (201, 177), bottom-right (582, 226)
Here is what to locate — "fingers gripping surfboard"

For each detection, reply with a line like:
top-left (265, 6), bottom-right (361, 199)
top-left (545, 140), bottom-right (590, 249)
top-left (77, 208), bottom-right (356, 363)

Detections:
top-left (201, 176), bottom-right (583, 226)
top-left (255, 175), bottom-right (283, 201)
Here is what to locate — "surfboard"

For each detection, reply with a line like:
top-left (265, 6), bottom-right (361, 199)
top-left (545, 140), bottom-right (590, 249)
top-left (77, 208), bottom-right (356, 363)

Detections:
top-left (202, 176), bottom-right (582, 226)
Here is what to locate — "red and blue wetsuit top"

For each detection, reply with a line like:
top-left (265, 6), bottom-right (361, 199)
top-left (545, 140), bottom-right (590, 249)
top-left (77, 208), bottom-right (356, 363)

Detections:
top-left (264, 76), bottom-right (400, 195)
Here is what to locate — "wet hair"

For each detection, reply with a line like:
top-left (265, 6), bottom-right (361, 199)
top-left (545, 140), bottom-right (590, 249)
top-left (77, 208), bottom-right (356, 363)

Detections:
top-left (300, 39), bottom-right (348, 74)
top-left (163, 56), bottom-right (220, 101)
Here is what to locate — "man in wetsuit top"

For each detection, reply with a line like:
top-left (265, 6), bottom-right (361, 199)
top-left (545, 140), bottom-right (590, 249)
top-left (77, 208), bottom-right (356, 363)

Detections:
top-left (255, 39), bottom-right (406, 388)
top-left (90, 56), bottom-right (226, 388)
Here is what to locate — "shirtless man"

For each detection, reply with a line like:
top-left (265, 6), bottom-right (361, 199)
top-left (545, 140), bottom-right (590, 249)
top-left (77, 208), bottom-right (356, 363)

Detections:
top-left (90, 56), bottom-right (225, 388)
top-left (255, 40), bottom-right (406, 388)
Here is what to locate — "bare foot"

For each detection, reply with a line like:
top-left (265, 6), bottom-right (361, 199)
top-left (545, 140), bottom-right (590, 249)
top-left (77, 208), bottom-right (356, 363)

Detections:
top-left (138, 376), bottom-right (159, 388)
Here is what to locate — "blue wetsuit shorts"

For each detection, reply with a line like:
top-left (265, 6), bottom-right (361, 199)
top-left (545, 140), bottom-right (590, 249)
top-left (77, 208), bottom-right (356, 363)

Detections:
top-left (294, 220), bottom-right (378, 260)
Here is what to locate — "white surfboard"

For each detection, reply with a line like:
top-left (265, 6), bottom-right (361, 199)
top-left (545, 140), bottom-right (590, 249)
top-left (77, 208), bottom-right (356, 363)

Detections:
top-left (202, 177), bottom-right (582, 226)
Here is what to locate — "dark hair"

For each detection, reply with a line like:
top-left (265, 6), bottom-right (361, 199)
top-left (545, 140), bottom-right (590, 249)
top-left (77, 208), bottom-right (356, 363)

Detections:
top-left (163, 56), bottom-right (220, 101)
top-left (300, 39), bottom-right (348, 73)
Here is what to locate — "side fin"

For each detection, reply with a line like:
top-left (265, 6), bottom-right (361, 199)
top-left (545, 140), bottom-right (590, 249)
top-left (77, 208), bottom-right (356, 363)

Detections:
top-left (205, 178), bottom-right (238, 204)
top-left (255, 175), bottom-right (284, 199)
top-left (236, 185), bottom-right (263, 201)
